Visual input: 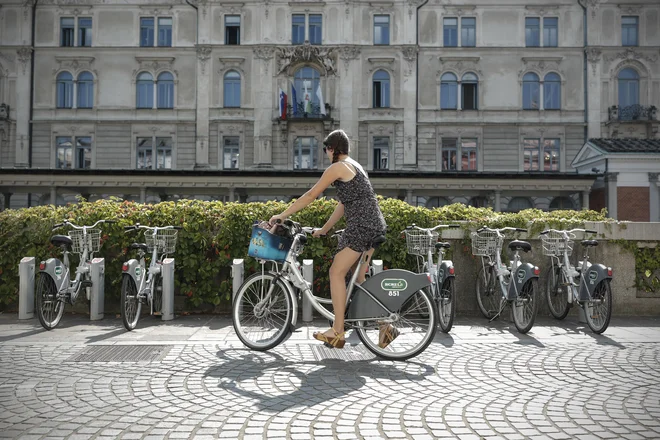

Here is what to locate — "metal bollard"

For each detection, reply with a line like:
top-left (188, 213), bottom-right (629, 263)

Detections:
top-left (578, 306), bottom-right (587, 324)
top-left (161, 258), bottom-right (175, 321)
top-left (19, 257), bottom-right (35, 320)
top-left (90, 258), bottom-right (105, 321)
top-left (371, 260), bottom-right (383, 275)
top-left (302, 259), bottom-right (313, 322)
top-left (232, 259), bottom-right (244, 298)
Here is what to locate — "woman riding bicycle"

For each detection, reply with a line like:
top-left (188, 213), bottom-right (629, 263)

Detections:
top-left (269, 129), bottom-right (388, 349)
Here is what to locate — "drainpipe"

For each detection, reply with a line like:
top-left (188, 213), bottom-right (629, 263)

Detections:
top-left (27, 0), bottom-right (39, 207)
top-left (578, 0), bottom-right (588, 144)
top-left (415, 0), bottom-right (430, 166)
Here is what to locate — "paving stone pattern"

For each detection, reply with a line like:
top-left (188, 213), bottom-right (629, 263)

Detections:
top-left (1, 315), bottom-right (659, 439)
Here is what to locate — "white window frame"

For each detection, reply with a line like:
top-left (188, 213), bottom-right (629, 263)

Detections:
top-left (291, 12), bottom-right (324, 45)
top-left (132, 133), bottom-right (176, 170)
top-left (437, 135), bottom-right (482, 172)
top-left (371, 136), bottom-right (390, 171)
top-left (525, 16), bottom-right (559, 47)
top-left (521, 136), bottom-right (563, 172)
top-left (51, 130), bottom-right (96, 169)
top-left (139, 16), bottom-right (173, 47)
top-left (59, 16), bottom-right (93, 47)
top-left (373, 14), bottom-right (391, 46)
top-left (222, 135), bottom-right (240, 170)
top-left (442, 16), bottom-right (477, 47)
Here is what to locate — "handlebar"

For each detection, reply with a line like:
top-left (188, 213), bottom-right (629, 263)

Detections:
top-left (476, 226), bottom-right (527, 234)
top-left (403, 223), bottom-right (461, 234)
top-left (540, 228), bottom-right (597, 236)
top-left (124, 223), bottom-right (183, 232)
top-left (52, 219), bottom-right (115, 231)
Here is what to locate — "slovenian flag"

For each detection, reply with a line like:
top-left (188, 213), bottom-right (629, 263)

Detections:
top-left (290, 82), bottom-right (298, 116)
top-left (278, 88), bottom-right (287, 119)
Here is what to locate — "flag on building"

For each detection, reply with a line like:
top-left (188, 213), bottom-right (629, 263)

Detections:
top-left (316, 84), bottom-right (326, 116)
top-left (303, 80), bottom-right (312, 114)
top-left (278, 88), bottom-right (287, 119)
top-left (290, 82), bottom-right (298, 116)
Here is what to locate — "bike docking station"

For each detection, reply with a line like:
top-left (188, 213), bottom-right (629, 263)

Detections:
top-left (19, 257), bottom-right (35, 320)
top-left (231, 257), bottom-right (384, 323)
top-left (89, 258), bottom-right (105, 320)
top-left (161, 258), bottom-right (175, 321)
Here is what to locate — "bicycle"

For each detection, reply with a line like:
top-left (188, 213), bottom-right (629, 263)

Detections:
top-left (233, 220), bottom-right (438, 361)
top-left (36, 219), bottom-right (116, 330)
top-left (120, 223), bottom-right (182, 331)
top-left (471, 226), bottom-right (540, 334)
top-left (403, 223), bottom-right (461, 333)
top-left (540, 228), bottom-right (613, 334)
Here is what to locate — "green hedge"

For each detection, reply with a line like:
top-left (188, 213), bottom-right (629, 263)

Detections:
top-left (0, 198), bottom-right (609, 310)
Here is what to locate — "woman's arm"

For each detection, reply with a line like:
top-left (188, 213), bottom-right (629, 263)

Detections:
top-left (320, 202), bottom-right (344, 234)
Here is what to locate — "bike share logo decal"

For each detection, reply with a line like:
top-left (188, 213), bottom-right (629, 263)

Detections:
top-left (381, 279), bottom-right (407, 291)
top-left (251, 237), bottom-right (266, 248)
top-left (438, 269), bottom-right (444, 280)
top-left (135, 267), bottom-right (142, 279)
top-left (517, 270), bottom-right (525, 283)
top-left (589, 270), bottom-right (598, 284)
top-left (54, 266), bottom-right (63, 277)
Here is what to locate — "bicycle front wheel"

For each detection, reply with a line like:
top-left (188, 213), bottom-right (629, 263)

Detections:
top-left (232, 272), bottom-right (294, 351)
top-left (513, 278), bottom-right (539, 334)
top-left (476, 265), bottom-right (499, 319)
top-left (36, 273), bottom-right (65, 330)
top-left (584, 279), bottom-right (612, 334)
top-left (545, 266), bottom-right (570, 320)
top-left (355, 289), bottom-right (437, 361)
top-left (437, 278), bottom-right (456, 333)
top-left (121, 275), bottom-right (142, 331)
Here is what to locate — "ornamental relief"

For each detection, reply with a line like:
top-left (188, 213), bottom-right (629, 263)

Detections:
top-left (438, 57), bottom-right (482, 78)
top-left (276, 42), bottom-right (338, 76)
top-left (604, 48), bottom-right (658, 64)
top-left (53, 56), bottom-right (97, 76)
top-left (518, 57), bottom-right (563, 79)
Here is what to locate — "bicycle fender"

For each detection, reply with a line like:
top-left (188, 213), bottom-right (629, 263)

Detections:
top-left (348, 269), bottom-right (431, 320)
top-left (39, 258), bottom-right (67, 293)
top-left (438, 260), bottom-right (455, 284)
top-left (271, 272), bottom-right (298, 328)
top-left (507, 262), bottom-right (539, 300)
top-left (579, 263), bottom-right (612, 301)
top-left (122, 259), bottom-right (142, 287)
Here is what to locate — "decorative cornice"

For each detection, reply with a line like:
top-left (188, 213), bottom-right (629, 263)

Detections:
top-left (339, 46), bottom-right (360, 74)
top-left (254, 46), bottom-right (275, 75)
top-left (604, 48), bottom-right (658, 64)
top-left (196, 46), bottom-right (212, 75)
top-left (368, 1), bottom-right (394, 14)
top-left (524, 5), bottom-right (559, 16)
top-left (438, 56), bottom-right (482, 76)
top-left (288, 1), bottom-right (325, 6)
top-left (53, 56), bottom-right (96, 75)
top-left (519, 56), bottom-right (563, 77)
top-left (276, 42), bottom-right (337, 76)
top-left (401, 46), bottom-right (418, 76)
top-left (585, 48), bottom-right (602, 74)
top-left (218, 56), bottom-right (246, 74)
top-left (442, 5), bottom-right (476, 16)
top-left (220, 2), bottom-right (245, 14)
top-left (617, 4), bottom-right (644, 15)
top-left (138, 5), bottom-right (173, 16)
top-left (586, 0), bottom-right (599, 18)
top-left (133, 56), bottom-right (175, 77)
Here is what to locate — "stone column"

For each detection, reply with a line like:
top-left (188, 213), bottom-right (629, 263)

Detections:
top-left (140, 187), bottom-right (147, 204)
top-left (50, 187), bottom-right (57, 206)
top-left (2, 193), bottom-right (11, 211)
top-left (605, 172), bottom-right (618, 220)
top-left (15, 47), bottom-right (33, 167)
top-left (195, 45), bottom-right (212, 169)
top-left (538, 82), bottom-right (544, 111)
top-left (649, 173), bottom-right (659, 222)
top-left (228, 187), bottom-right (235, 202)
top-left (406, 189), bottom-right (414, 206)
top-left (402, 46), bottom-right (418, 167)
top-left (586, 48), bottom-right (603, 139)
top-left (253, 47), bottom-right (276, 166)
top-left (339, 47), bottom-right (360, 161)
top-left (494, 190), bottom-right (501, 212)
top-left (582, 190), bottom-right (590, 210)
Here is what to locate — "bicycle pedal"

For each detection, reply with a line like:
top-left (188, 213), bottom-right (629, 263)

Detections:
top-left (80, 280), bottom-right (93, 289)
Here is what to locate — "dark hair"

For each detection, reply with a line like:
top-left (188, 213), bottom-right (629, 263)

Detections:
top-left (323, 129), bottom-right (350, 163)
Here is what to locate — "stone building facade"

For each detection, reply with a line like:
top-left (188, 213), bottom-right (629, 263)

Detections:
top-left (0, 0), bottom-right (658, 216)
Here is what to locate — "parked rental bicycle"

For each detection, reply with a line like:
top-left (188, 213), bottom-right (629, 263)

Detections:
top-left (403, 223), bottom-right (461, 333)
top-left (36, 219), bottom-right (116, 330)
top-left (233, 220), bottom-right (437, 360)
top-left (540, 228), bottom-right (612, 334)
top-left (472, 226), bottom-right (540, 333)
top-left (120, 223), bottom-right (182, 331)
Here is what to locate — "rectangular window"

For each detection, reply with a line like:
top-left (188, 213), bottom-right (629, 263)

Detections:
top-left (78, 18), bottom-right (92, 47)
top-left (225, 15), bottom-right (240, 45)
top-left (444, 18), bottom-right (458, 47)
top-left (374, 15), bottom-right (390, 45)
top-left (543, 139), bottom-right (560, 171)
top-left (373, 137), bottom-right (389, 170)
top-left (137, 137), bottom-right (153, 169)
top-left (61, 18), bottom-right (75, 47)
top-left (158, 17), bottom-right (172, 47)
top-left (461, 139), bottom-right (477, 171)
top-left (156, 137), bottom-right (172, 169)
top-left (140, 18), bottom-right (155, 47)
top-left (622, 16), bottom-right (638, 46)
top-left (543, 17), bottom-right (558, 47)
top-left (309, 14), bottom-right (322, 45)
top-left (525, 17), bottom-right (540, 47)
top-left (523, 138), bottom-right (540, 171)
top-left (462, 82), bottom-right (478, 110)
top-left (294, 137), bottom-right (317, 169)
top-left (56, 137), bottom-right (73, 169)
top-left (75, 137), bottom-right (92, 169)
top-left (442, 138), bottom-right (458, 171)
top-left (461, 17), bottom-right (476, 47)
top-left (372, 77), bottom-right (390, 108)
top-left (223, 136), bottom-right (240, 169)
top-left (292, 14), bottom-right (305, 44)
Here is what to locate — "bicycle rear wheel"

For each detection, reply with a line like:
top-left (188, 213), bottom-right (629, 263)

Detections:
top-left (232, 272), bottom-right (294, 351)
top-left (545, 266), bottom-right (570, 320)
top-left (584, 279), bottom-right (612, 334)
top-left (513, 278), bottom-right (539, 334)
top-left (121, 275), bottom-right (142, 331)
top-left (437, 278), bottom-right (455, 333)
top-left (355, 288), bottom-right (437, 361)
top-left (152, 274), bottom-right (163, 316)
top-left (36, 273), bottom-right (65, 330)
top-left (476, 265), bottom-right (499, 319)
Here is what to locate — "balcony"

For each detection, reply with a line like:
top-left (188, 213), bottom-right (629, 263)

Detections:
top-left (609, 105), bottom-right (657, 122)
top-left (280, 102), bottom-right (332, 121)
top-left (0, 103), bottom-right (8, 120)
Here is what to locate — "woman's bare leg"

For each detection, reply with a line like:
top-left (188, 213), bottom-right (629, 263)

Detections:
top-left (324, 247), bottom-right (361, 338)
top-left (356, 248), bottom-right (375, 284)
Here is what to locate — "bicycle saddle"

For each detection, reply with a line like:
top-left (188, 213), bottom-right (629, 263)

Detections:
top-left (435, 242), bottom-right (451, 249)
top-left (50, 235), bottom-right (73, 248)
top-left (129, 243), bottom-right (149, 252)
top-left (373, 235), bottom-right (387, 249)
top-left (508, 240), bottom-right (531, 252)
top-left (581, 240), bottom-right (598, 247)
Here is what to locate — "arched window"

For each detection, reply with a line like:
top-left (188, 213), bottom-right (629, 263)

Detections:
top-left (470, 196), bottom-right (488, 208)
top-left (544, 72), bottom-right (561, 110)
top-left (618, 68), bottom-right (639, 109)
top-left (56, 72), bottom-right (73, 109)
top-left (223, 70), bottom-right (241, 108)
top-left (426, 197), bottom-right (450, 208)
top-left (461, 72), bottom-right (478, 110)
top-left (549, 196), bottom-right (574, 211)
top-left (136, 72), bottom-right (154, 109)
top-left (507, 197), bottom-right (533, 212)
top-left (522, 72), bottom-right (540, 110)
top-left (293, 67), bottom-right (321, 114)
top-left (157, 72), bottom-right (174, 109)
top-left (372, 70), bottom-right (390, 108)
top-left (441, 72), bottom-right (457, 109)
top-left (77, 71), bottom-right (94, 109)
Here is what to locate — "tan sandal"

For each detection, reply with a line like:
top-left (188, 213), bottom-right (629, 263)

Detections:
top-left (378, 325), bottom-right (399, 348)
top-left (313, 329), bottom-right (346, 349)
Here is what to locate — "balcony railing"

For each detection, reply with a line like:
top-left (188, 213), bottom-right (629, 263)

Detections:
top-left (0, 103), bottom-right (9, 121)
top-left (280, 102), bottom-right (332, 121)
top-left (609, 105), bottom-right (657, 122)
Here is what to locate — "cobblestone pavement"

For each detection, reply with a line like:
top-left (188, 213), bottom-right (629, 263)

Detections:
top-left (1, 314), bottom-right (659, 440)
